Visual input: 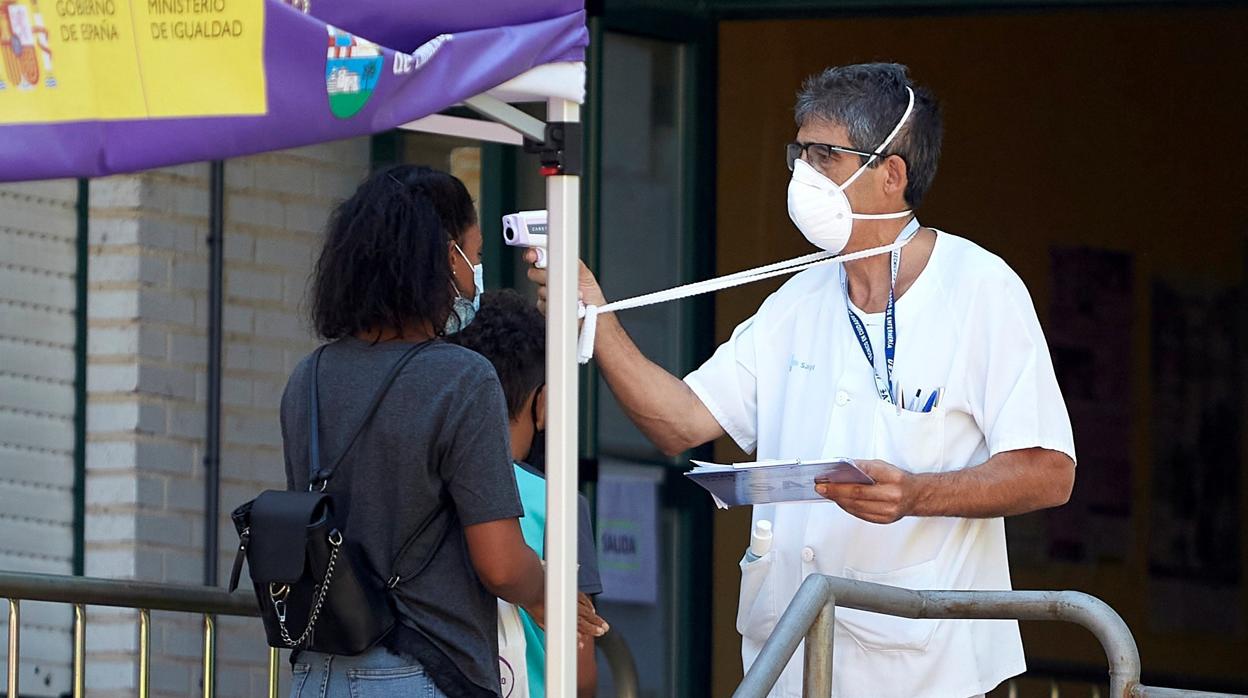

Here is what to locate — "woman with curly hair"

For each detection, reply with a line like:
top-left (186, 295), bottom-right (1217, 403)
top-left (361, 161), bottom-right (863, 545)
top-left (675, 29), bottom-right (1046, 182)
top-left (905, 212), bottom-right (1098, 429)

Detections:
top-left (279, 165), bottom-right (543, 698)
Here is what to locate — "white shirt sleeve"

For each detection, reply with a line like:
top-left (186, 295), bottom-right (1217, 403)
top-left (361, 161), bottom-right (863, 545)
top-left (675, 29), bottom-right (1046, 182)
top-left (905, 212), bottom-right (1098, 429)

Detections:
top-left (683, 315), bottom-right (760, 454)
top-left (964, 271), bottom-right (1077, 463)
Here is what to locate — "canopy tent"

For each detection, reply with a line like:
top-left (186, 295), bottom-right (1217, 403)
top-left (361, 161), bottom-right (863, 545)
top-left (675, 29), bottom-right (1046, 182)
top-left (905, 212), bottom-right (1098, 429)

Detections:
top-left (0, 0), bottom-right (585, 178)
top-left (0, 0), bottom-right (586, 692)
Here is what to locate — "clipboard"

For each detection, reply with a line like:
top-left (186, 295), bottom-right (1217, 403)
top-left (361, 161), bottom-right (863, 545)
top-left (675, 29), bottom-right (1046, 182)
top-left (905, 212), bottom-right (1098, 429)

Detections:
top-left (684, 457), bottom-right (873, 509)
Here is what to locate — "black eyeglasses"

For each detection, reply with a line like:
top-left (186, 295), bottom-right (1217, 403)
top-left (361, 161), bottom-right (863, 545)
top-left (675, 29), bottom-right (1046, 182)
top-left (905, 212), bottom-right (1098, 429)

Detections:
top-left (785, 142), bottom-right (884, 172)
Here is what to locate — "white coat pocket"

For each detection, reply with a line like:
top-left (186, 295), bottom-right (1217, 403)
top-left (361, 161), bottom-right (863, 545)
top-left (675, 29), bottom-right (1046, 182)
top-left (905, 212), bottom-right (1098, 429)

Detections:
top-left (872, 400), bottom-right (946, 474)
top-left (736, 551), bottom-right (778, 643)
top-left (837, 558), bottom-right (942, 653)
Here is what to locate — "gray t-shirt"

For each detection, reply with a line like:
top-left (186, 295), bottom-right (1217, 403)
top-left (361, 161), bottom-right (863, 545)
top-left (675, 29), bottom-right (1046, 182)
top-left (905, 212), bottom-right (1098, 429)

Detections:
top-left (281, 337), bottom-right (522, 697)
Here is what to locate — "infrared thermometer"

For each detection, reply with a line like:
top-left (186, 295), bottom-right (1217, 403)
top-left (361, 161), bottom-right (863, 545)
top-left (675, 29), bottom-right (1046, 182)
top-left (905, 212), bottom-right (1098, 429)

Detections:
top-left (502, 210), bottom-right (548, 268)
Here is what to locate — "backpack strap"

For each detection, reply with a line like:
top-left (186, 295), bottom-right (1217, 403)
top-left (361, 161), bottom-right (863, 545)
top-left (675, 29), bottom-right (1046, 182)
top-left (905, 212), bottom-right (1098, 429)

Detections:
top-left (308, 341), bottom-right (434, 490)
top-left (384, 493), bottom-right (455, 589)
top-left (307, 345), bottom-right (327, 489)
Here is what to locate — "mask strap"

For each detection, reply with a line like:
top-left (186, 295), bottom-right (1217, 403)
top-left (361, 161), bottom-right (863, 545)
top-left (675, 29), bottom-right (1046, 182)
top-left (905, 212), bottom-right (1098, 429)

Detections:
top-left (853, 210), bottom-right (913, 220)
top-left (577, 223), bottom-right (919, 363)
top-left (450, 242), bottom-right (474, 298)
top-left (840, 86), bottom-right (917, 191)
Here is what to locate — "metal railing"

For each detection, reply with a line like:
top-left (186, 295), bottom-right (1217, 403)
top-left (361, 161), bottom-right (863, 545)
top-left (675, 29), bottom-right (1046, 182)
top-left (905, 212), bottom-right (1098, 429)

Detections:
top-left (597, 625), bottom-right (640, 698)
top-left (1, 571), bottom-right (276, 698)
top-left (734, 574), bottom-right (1247, 698)
top-left (1003, 671), bottom-right (1107, 698)
top-left (1, 571), bottom-right (640, 698)
top-left (1000, 661), bottom-right (1248, 698)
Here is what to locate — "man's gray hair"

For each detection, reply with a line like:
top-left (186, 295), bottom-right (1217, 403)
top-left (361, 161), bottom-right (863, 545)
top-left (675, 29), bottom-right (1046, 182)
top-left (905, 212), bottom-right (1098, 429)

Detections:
top-left (794, 63), bottom-right (943, 208)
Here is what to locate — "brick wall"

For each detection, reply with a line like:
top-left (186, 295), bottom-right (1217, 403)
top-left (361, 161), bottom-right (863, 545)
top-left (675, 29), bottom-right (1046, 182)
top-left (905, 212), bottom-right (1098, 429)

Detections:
top-left (0, 179), bottom-right (79, 696)
top-left (79, 138), bottom-right (370, 697)
top-left (0, 138), bottom-right (370, 696)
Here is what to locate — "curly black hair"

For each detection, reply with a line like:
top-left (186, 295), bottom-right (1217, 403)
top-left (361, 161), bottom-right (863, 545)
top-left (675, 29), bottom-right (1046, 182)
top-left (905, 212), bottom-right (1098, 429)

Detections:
top-left (310, 165), bottom-right (478, 340)
top-left (451, 289), bottom-right (545, 420)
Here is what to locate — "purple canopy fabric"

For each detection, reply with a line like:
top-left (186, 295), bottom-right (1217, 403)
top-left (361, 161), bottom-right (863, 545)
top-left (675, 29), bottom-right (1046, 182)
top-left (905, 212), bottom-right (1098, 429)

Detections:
top-left (0, 0), bottom-right (586, 181)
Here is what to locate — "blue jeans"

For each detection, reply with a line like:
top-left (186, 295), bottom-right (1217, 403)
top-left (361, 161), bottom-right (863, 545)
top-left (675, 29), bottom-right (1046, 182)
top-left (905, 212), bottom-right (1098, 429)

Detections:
top-left (290, 646), bottom-right (448, 698)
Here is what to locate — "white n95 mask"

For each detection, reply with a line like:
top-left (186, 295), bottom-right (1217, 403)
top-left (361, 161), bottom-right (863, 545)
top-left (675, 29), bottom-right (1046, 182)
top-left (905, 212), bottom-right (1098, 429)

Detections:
top-left (786, 86), bottom-right (917, 253)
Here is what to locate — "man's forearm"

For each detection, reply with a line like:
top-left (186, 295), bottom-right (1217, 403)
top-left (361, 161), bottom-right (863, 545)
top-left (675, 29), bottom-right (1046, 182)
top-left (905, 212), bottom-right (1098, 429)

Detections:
top-left (593, 313), bottom-right (723, 456)
top-left (910, 447), bottom-right (1075, 518)
top-left (527, 257), bottom-right (724, 455)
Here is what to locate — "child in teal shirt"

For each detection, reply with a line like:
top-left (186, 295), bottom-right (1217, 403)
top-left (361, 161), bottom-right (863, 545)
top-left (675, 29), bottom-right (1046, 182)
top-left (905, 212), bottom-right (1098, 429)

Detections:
top-left (455, 290), bottom-right (605, 698)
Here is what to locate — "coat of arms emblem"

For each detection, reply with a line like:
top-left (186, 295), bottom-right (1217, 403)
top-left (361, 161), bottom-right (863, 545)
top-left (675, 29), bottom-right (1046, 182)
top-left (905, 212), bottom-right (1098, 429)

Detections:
top-left (325, 25), bottom-right (381, 119)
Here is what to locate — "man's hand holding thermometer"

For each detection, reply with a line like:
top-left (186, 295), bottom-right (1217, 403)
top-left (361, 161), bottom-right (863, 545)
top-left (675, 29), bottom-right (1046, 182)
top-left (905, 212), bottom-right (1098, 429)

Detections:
top-left (515, 212), bottom-right (746, 455)
top-left (507, 210), bottom-right (608, 316)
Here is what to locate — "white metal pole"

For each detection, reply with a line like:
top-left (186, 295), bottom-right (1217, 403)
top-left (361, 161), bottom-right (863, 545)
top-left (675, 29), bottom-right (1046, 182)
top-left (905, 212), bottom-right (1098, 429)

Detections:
top-left (544, 96), bottom-right (580, 697)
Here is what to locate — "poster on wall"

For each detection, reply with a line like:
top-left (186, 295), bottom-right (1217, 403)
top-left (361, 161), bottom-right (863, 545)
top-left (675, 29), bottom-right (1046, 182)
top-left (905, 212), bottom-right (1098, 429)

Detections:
top-left (1031, 247), bottom-right (1135, 564)
top-left (1148, 280), bottom-right (1243, 635)
top-left (596, 471), bottom-right (659, 605)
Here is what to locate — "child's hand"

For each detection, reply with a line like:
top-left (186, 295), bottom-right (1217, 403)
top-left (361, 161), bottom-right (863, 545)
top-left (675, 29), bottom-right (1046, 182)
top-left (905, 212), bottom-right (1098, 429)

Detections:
top-left (578, 592), bottom-right (609, 639)
top-left (524, 594), bottom-right (609, 649)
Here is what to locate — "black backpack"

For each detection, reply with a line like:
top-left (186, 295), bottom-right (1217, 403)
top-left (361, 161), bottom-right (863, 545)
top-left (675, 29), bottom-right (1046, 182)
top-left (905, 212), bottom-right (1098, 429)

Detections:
top-left (229, 341), bottom-right (446, 654)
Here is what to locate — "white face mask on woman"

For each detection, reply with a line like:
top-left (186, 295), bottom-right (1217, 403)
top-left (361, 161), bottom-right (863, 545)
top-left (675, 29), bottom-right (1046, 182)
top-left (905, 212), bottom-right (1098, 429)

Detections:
top-left (786, 86), bottom-right (916, 254)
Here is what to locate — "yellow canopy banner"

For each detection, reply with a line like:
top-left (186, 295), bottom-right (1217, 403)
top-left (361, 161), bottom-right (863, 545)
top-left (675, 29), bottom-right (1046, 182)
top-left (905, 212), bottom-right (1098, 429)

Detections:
top-left (0, 0), bottom-right (265, 124)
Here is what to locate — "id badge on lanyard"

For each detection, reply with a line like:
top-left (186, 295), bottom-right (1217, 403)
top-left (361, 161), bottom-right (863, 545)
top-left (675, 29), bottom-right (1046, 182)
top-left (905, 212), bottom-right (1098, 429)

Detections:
top-left (842, 218), bottom-right (921, 405)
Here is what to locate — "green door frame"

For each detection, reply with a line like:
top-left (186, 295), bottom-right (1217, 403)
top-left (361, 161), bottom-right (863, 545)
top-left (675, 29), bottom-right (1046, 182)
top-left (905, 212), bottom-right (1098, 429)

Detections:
top-left (73, 178), bottom-right (88, 578)
top-left (479, 142), bottom-right (519, 291)
top-left (587, 9), bottom-right (719, 380)
top-left (586, 7), bottom-right (720, 696)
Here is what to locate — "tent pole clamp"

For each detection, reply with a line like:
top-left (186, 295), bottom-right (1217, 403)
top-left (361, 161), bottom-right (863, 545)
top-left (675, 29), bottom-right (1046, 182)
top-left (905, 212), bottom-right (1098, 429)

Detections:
top-left (526, 121), bottom-right (582, 177)
top-left (460, 93), bottom-right (582, 176)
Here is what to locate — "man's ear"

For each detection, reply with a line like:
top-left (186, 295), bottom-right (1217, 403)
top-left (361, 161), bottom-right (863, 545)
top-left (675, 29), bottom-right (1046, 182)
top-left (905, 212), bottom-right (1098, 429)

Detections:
top-left (884, 155), bottom-right (909, 203)
top-left (534, 385), bottom-right (547, 431)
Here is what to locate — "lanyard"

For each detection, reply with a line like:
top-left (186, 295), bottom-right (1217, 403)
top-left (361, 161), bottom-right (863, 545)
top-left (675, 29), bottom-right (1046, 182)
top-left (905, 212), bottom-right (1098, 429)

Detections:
top-left (842, 218), bottom-right (921, 405)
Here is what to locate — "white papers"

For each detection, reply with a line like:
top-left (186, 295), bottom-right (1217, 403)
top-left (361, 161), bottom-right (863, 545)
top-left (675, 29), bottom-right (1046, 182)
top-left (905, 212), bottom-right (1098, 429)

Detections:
top-left (684, 458), bottom-right (873, 509)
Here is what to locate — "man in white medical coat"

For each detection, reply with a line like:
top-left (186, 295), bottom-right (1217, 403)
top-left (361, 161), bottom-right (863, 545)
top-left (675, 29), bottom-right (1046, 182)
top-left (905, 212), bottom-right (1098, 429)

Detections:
top-left (530, 63), bottom-right (1076, 698)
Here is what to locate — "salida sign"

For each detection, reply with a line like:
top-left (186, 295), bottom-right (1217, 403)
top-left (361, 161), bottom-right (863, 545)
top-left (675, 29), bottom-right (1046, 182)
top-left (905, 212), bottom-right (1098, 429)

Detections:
top-left (597, 474), bottom-right (659, 605)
